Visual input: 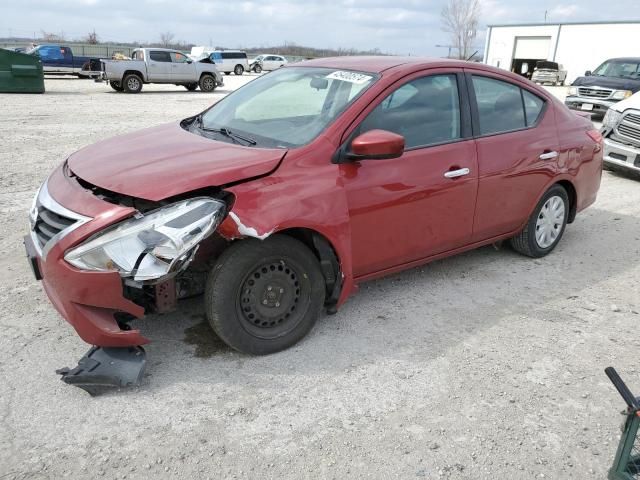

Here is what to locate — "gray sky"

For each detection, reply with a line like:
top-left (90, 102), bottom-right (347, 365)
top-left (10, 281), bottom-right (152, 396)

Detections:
top-left (1, 0), bottom-right (638, 55)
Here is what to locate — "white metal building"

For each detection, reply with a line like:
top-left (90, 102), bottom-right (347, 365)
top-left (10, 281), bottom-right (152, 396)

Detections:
top-left (483, 21), bottom-right (640, 84)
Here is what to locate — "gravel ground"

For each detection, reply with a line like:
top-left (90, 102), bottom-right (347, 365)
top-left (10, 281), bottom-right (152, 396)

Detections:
top-left (0, 76), bottom-right (638, 480)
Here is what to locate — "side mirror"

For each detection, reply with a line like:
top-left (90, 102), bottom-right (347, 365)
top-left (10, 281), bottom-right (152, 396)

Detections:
top-left (187, 59), bottom-right (193, 64)
top-left (348, 129), bottom-right (405, 161)
top-left (585, 70), bottom-right (592, 76)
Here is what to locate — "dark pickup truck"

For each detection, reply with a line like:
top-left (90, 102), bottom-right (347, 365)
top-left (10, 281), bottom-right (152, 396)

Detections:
top-left (565, 57), bottom-right (640, 116)
top-left (27, 44), bottom-right (102, 78)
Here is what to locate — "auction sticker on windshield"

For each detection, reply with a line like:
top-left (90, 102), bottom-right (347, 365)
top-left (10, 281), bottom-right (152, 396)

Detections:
top-left (325, 71), bottom-right (373, 84)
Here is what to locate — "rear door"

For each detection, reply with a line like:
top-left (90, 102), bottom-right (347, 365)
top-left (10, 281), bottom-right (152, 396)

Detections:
top-left (264, 56), bottom-right (279, 70)
top-left (147, 50), bottom-right (171, 81)
top-left (467, 71), bottom-right (559, 242)
top-left (341, 69), bottom-right (479, 277)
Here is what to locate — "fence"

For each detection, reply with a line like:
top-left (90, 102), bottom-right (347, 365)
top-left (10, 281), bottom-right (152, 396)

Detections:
top-left (1, 42), bottom-right (138, 57)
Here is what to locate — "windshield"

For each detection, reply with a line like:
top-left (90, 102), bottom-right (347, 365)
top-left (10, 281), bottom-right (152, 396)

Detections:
top-left (593, 60), bottom-right (640, 78)
top-left (197, 67), bottom-right (377, 148)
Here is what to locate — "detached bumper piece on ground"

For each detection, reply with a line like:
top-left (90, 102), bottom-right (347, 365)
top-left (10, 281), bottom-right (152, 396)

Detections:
top-left (605, 367), bottom-right (640, 479)
top-left (56, 346), bottom-right (146, 396)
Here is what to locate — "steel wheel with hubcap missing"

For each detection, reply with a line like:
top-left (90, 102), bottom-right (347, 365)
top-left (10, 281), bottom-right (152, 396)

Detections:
top-left (510, 184), bottom-right (570, 258)
top-left (238, 260), bottom-right (306, 339)
top-left (205, 235), bottom-right (325, 355)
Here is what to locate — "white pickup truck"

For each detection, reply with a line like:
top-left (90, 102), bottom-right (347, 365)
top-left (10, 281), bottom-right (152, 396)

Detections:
top-left (100, 48), bottom-right (224, 93)
top-left (601, 92), bottom-right (640, 177)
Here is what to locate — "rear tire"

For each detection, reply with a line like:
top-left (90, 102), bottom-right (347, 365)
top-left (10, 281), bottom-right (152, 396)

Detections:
top-left (185, 83), bottom-right (198, 91)
top-left (205, 235), bottom-right (325, 355)
top-left (109, 80), bottom-right (124, 92)
top-left (234, 64), bottom-right (244, 75)
top-left (123, 73), bottom-right (142, 93)
top-left (510, 184), bottom-right (569, 258)
top-left (199, 74), bottom-right (216, 92)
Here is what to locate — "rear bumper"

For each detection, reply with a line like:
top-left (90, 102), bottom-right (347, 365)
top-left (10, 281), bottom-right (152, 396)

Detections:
top-left (564, 96), bottom-right (615, 115)
top-left (603, 138), bottom-right (640, 173)
top-left (27, 165), bottom-right (148, 347)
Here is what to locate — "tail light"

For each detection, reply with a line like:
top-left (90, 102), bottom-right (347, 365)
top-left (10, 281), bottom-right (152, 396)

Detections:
top-left (587, 129), bottom-right (603, 152)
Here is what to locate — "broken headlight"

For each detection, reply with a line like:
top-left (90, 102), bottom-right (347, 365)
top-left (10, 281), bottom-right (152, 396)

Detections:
top-left (64, 198), bottom-right (226, 282)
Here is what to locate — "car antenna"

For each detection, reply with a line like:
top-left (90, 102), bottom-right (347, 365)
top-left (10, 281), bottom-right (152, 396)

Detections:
top-left (466, 50), bottom-right (478, 62)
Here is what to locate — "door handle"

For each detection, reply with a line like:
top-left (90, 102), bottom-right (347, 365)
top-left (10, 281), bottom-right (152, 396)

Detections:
top-left (444, 167), bottom-right (470, 179)
top-left (539, 150), bottom-right (558, 160)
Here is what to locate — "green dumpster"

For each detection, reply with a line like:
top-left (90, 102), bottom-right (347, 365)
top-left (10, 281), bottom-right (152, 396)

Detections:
top-left (0, 49), bottom-right (45, 93)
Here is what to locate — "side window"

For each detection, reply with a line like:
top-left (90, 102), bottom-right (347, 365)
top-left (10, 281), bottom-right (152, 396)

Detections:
top-left (472, 76), bottom-right (525, 135)
top-left (170, 52), bottom-right (188, 63)
top-left (221, 52), bottom-right (231, 60)
top-left (149, 51), bottom-right (171, 62)
top-left (472, 76), bottom-right (546, 135)
top-left (522, 90), bottom-right (544, 125)
top-left (39, 46), bottom-right (64, 60)
top-left (358, 74), bottom-right (461, 149)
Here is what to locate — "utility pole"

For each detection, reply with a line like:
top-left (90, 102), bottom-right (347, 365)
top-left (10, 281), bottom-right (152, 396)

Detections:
top-left (435, 44), bottom-right (455, 58)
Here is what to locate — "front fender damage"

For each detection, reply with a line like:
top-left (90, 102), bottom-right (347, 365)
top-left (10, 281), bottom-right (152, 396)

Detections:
top-left (226, 212), bottom-right (274, 240)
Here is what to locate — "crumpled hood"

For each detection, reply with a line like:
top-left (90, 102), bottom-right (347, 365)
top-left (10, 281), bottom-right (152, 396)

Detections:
top-left (572, 75), bottom-right (640, 92)
top-left (68, 122), bottom-right (286, 201)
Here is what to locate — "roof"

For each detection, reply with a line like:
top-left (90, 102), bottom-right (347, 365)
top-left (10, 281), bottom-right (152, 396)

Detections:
top-left (295, 56), bottom-right (471, 74)
top-left (603, 57), bottom-right (640, 62)
top-left (488, 20), bottom-right (640, 28)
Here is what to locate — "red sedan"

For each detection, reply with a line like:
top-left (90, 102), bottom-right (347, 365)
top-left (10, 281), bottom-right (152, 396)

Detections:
top-left (26, 57), bottom-right (602, 359)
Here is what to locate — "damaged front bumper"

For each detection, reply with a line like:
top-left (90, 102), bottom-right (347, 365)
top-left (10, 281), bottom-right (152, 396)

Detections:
top-left (26, 165), bottom-right (149, 347)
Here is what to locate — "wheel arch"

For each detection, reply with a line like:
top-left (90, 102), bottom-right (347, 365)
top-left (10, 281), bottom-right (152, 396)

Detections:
top-left (277, 227), bottom-right (343, 311)
top-left (555, 179), bottom-right (578, 223)
top-left (122, 70), bottom-right (144, 81)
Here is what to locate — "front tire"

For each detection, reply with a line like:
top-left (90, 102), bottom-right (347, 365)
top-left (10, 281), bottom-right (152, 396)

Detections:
top-left (510, 184), bottom-right (569, 258)
top-left (205, 235), bottom-right (325, 355)
top-left (253, 64), bottom-right (262, 74)
top-left (123, 73), bottom-right (142, 93)
top-left (199, 74), bottom-right (216, 92)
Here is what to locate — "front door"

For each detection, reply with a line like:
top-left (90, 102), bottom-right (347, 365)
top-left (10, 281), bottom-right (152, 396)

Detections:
top-left (341, 71), bottom-right (479, 277)
top-left (169, 51), bottom-right (196, 81)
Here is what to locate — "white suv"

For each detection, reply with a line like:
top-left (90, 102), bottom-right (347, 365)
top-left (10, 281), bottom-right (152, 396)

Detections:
top-left (249, 54), bottom-right (288, 73)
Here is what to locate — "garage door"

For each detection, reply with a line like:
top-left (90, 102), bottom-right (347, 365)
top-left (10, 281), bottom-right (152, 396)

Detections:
top-left (514, 37), bottom-right (551, 59)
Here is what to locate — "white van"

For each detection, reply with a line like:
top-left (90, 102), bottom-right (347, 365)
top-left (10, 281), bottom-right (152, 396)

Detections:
top-left (189, 47), bottom-right (249, 75)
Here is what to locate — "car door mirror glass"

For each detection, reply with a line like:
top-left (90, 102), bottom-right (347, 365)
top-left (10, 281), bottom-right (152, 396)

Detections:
top-left (348, 129), bottom-right (405, 160)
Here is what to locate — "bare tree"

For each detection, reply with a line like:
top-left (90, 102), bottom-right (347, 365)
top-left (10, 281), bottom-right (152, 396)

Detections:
top-left (40, 30), bottom-right (65, 42)
top-left (159, 31), bottom-right (175, 47)
top-left (441, 0), bottom-right (480, 59)
top-left (85, 29), bottom-right (99, 44)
